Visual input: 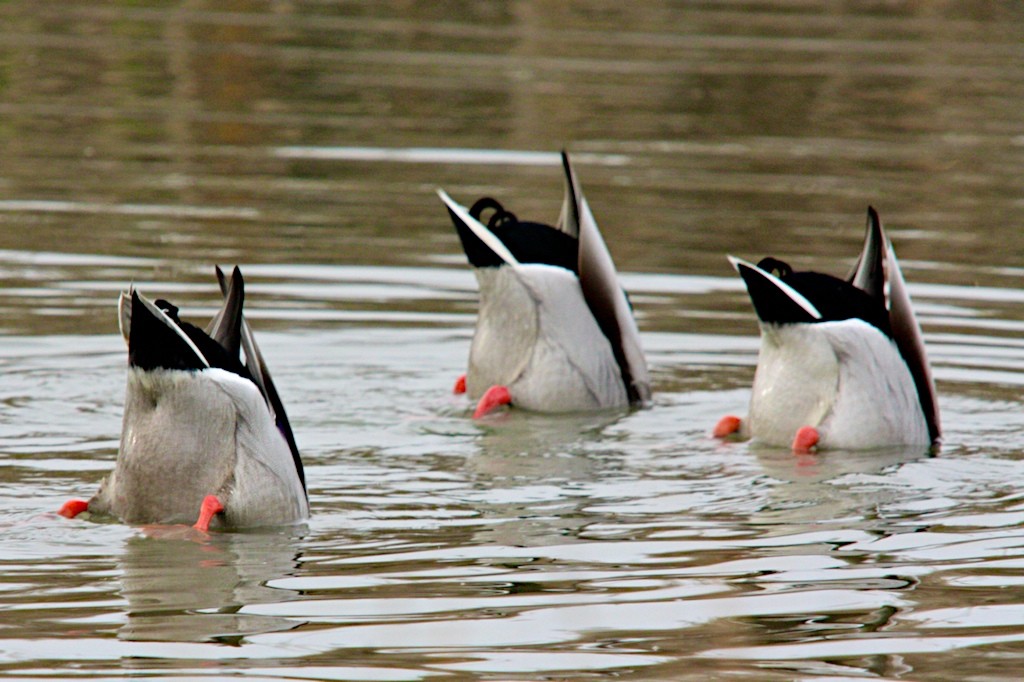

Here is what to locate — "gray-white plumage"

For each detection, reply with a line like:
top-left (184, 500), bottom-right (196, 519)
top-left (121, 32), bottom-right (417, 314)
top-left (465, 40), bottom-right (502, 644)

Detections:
top-left (746, 319), bottom-right (929, 449)
top-left (729, 208), bottom-right (939, 450)
top-left (468, 265), bottom-right (628, 411)
top-left (440, 151), bottom-right (650, 413)
top-left (89, 269), bottom-right (309, 528)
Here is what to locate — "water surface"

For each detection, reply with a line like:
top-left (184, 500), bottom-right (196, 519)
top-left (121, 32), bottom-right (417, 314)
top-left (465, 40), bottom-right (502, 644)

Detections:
top-left (2, 2), bottom-right (1024, 679)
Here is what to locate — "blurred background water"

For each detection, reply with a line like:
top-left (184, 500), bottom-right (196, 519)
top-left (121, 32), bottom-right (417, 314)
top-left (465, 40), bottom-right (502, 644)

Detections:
top-left (1, 1), bottom-right (1024, 679)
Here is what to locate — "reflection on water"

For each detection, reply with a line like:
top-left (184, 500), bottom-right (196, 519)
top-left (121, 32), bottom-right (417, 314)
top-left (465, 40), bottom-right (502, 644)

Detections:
top-left (1, 0), bottom-right (1024, 680)
top-left (117, 531), bottom-right (305, 643)
top-left (749, 445), bottom-right (933, 527)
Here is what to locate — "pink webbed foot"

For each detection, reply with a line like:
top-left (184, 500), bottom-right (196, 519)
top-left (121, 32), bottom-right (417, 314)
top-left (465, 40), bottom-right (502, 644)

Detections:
top-left (792, 426), bottom-right (820, 454)
top-left (58, 499), bottom-right (89, 519)
top-left (473, 385), bottom-right (512, 419)
top-left (713, 415), bottom-right (742, 438)
top-left (453, 374), bottom-right (467, 395)
top-left (193, 495), bottom-right (225, 532)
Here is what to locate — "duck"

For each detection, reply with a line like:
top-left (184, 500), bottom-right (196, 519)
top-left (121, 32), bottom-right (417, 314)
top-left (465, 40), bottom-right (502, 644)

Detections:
top-left (59, 266), bottom-right (309, 530)
top-left (439, 150), bottom-right (651, 418)
top-left (715, 207), bottom-right (940, 452)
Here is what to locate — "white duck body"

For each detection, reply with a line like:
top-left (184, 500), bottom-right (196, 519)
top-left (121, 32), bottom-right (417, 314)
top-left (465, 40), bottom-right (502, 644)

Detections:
top-left (88, 268), bottom-right (309, 529)
top-left (468, 264), bottom-right (628, 412)
top-left (93, 367), bottom-right (309, 526)
top-left (440, 151), bottom-right (651, 415)
top-left (728, 207), bottom-right (940, 451)
top-left (748, 319), bottom-right (929, 449)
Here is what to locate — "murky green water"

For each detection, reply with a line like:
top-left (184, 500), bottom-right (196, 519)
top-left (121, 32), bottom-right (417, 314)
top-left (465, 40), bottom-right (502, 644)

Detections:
top-left (2, 2), bottom-right (1024, 679)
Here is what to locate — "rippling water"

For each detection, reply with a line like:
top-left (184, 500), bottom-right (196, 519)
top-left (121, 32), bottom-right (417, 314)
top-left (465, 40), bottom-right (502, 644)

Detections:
top-left (2, 2), bottom-right (1024, 680)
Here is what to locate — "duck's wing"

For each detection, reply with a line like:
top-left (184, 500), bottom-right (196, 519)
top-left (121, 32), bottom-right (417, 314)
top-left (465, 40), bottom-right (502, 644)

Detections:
top-left (851, 208), bottom-right (940, 444)
top-left (126, 289), bottom-right (210, 371)
top-left (437, 189), bottom-right (521, 267)
top-left (214, 266), bottom-right (306, 494)
top-left (203, 367), bottom-right (310, 522)
top-left (729, 256), bottom-right (823, 323)
top-left (561, 151), bottom-right (651, 405)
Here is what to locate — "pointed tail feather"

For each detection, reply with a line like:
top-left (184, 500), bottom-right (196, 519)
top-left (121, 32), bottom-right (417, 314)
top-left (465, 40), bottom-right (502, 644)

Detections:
top-left (729, 255), bottom-right (823, 324)
top-left (437, 189), bottom-right (521, 268)
top-left (118, 289), bottom-right (132, 345)
top-left (848, 206), bottom-right (886, 303)
top-left (557, 154), bottom-right (582, 239)
top-left (206, 266), bottom-right (244, 358)
top-left (128, 289), bottom-right (210, 371)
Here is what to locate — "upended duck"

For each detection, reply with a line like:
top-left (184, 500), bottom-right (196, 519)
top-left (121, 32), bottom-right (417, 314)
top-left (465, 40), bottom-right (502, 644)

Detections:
top-left (439, 151), bottom-right (651, 418)
top-left (715, 208), bottom-right (940, 452)
top-left (60, 267), bottom-right (309, 530)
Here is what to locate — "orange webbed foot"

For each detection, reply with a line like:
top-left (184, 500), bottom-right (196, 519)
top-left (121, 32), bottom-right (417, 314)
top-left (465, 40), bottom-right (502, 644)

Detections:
top-left (792, 426), bottom-right (820, 454)
top-left (193, 495), bottom-right (225, 532)
top-left (453, 374), bottom-right (467, 394)
top-left (58, 499), bottom-right (89, 519)
top-left (473, 385), bottom-right (512, 419)
top-left (713, 415), bottom-right (742, 438)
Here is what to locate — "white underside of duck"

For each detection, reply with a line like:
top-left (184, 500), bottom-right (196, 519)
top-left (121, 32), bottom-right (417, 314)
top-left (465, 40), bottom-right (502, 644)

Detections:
top-left (746, 320), bottom-right (930, 449)
top-left (90, 367), bottom-right (309, 527)
top-left (467, 264), bottom-right (628, 412)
